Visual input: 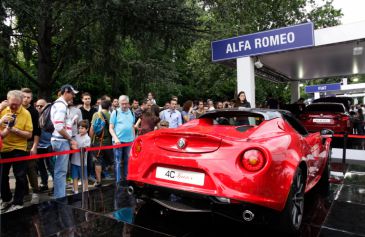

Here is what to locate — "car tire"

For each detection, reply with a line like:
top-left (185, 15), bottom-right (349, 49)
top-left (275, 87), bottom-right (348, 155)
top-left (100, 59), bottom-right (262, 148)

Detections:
top-left (279, 167), bottom-right (305, 234)
top-left (317, 149), bottom-right (331, 195)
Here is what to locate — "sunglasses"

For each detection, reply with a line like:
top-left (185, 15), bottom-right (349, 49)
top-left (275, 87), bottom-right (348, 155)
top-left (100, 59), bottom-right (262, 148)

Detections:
top-left (36, 105), bottom-right (44, 109)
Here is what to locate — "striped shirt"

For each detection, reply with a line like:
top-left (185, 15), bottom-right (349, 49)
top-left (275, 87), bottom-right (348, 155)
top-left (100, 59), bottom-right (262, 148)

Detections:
top-left (50, 97), bottom-right (72, 140)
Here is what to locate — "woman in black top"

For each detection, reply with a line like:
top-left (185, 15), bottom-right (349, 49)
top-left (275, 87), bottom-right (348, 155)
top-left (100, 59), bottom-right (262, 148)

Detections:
top-left (234, 91), bottom-right (251, 108)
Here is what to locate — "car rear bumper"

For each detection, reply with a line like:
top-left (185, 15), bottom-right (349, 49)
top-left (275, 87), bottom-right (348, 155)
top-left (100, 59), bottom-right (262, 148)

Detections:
top-left (304, 124), bottom-right (350, 133)
top-left (128, 182), bottom-right (279, 224)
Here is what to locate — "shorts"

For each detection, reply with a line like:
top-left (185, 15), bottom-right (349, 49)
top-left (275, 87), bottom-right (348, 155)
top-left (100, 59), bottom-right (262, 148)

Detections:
top-left (71, 164), bottom-right (88, 180)
top-left (92, 143), bottom-right (114, 167)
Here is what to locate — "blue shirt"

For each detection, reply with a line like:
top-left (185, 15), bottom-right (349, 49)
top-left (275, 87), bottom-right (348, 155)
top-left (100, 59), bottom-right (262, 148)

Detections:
top-left (110, 108), bottom-right (135, 142)
top-left (181, 111), bottom-right (195, 123)
top-left (160, 109), bottom-right (182, 128)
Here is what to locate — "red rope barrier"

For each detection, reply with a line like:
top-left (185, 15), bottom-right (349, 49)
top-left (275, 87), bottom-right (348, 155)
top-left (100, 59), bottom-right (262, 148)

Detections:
top-left (0, 142), bottom-right (133, 164)
top-left (347, 134), bottom-right (365, 139)
top-left (332, 134), bottom-right (365, 139)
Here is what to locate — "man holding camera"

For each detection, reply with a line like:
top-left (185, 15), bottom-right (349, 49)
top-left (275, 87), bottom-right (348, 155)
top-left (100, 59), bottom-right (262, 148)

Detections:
top-left (0, 90), bottom-right (33, 213)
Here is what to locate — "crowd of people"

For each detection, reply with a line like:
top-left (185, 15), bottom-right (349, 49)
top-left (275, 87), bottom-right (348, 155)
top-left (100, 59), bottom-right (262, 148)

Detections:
top-left (0, 85), bottom-right (253, 213)
top-left (1, 84), bottom-right (365, 213)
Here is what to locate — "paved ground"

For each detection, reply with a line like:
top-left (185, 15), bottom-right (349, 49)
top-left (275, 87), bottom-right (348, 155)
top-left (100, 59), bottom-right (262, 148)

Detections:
top-left (6, 167), bottom-right (114, 208)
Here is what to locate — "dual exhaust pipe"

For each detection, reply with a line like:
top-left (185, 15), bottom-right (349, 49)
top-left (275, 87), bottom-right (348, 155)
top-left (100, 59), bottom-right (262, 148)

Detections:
top-left (127, 186), bottom-right (254, 222)
top-left (127, 186), bottom-right (134, 195)
top-left (242, 209), bottom-right (255, 222)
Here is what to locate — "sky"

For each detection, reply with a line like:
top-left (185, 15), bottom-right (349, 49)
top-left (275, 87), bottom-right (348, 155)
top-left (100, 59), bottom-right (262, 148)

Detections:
top-left (328, 0), bottom-right (365, 24)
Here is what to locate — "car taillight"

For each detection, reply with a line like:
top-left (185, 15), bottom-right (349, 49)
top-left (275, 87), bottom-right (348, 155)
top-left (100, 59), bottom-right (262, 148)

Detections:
top-left (132, 139), bottom-right (142, 156)
top-left (341, 115), bottom-right (349, 121)
top-left (241, 149), bottom-right (266, 172)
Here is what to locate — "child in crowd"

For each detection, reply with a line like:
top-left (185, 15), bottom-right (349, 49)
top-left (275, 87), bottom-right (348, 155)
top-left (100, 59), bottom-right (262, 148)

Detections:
top-left (71, 120), bottom-right (91, 194)
top-left (159, 120), bottom-right (169, 129)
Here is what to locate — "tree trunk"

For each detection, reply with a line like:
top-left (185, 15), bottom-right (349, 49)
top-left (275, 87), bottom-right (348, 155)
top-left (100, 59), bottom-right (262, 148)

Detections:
top-left (37, 1), bottom-right (53, 100)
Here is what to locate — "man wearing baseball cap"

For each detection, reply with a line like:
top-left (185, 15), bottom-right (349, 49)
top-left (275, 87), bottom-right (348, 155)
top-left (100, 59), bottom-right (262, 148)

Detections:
top-left (50, 84), bottom-right (78, 198)
top-left (60, 84), bottom-right (79, 95)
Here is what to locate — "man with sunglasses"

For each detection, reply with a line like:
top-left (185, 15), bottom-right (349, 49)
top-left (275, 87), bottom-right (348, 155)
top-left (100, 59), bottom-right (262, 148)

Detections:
top-left (35, 99), bottom-right (54, 193)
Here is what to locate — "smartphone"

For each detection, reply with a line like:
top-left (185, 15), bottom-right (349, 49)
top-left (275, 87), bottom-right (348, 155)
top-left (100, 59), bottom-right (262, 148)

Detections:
top-left (8, 114), bottom-right (17, 128)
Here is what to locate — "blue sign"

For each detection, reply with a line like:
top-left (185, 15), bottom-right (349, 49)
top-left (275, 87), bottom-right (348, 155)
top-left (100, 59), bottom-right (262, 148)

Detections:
top-left (305, 83), bottom-right (341, 93)
top-left (211, 22), bottom-right (314, 62)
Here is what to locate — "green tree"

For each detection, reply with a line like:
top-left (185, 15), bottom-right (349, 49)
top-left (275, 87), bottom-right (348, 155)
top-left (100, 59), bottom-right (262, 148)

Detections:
top-left (0, 0), bottom-right (201, 99)
top-left (0, 0), bottom-right (342, 104)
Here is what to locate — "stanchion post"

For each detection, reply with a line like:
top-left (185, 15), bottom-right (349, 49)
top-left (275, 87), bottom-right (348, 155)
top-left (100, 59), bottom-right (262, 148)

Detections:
top-left (342, 133), bottom-right (348, 174)
top-left (80, 147), bottom-right (86, 192)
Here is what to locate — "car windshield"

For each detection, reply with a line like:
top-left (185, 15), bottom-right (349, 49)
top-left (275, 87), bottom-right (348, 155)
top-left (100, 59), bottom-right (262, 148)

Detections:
top-left (201, 112), bottom-right (265, 126)
top-left (305, 103), bottom-right (345, 113)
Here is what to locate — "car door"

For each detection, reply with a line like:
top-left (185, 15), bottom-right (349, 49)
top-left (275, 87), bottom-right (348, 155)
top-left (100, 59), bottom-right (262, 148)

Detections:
top-left (282, 112), bottom-right (323, 184)
top-left (303, 132), bottom-right (323, 183)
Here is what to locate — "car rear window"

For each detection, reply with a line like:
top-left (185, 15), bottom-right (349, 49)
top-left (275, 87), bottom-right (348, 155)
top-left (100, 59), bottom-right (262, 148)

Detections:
top-left (209, 115), bottom-right (264, 126)
top-left (305, 103), bottom-right (345, 113)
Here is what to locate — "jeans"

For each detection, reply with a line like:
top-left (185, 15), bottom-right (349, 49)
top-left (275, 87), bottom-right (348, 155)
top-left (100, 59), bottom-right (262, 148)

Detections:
top-left (0, 150), bottom-right (28, 205)
top-left (113, 143), bottom-right (131, 183)
top-left (51, 140), bottom-right (70, 198)
top-left (37, 146), bottom-right (55, 185)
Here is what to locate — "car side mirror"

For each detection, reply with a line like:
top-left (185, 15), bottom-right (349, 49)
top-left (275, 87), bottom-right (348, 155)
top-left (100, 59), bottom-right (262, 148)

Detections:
top-left (320, 129), bottom-right (334, 138)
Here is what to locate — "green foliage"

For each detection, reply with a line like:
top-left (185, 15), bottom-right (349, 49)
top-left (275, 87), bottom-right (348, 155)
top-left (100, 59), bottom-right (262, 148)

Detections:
top-left (0, 0), bottom-right (343, 105)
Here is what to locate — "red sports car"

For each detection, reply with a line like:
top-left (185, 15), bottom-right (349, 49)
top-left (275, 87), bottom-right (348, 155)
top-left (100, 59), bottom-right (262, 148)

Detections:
top-left (299, 102), bottom-right (352, 134)
top-left (127, 108), bottom-right (332, 233)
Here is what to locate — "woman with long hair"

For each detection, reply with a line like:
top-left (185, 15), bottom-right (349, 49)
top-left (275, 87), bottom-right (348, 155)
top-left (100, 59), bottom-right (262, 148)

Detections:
top-left (234, 91), bottom-right (251, 108)
top-left (134, 108), bottom-right (160, 135)
top-left (182, 100), bottom-right (196, 123)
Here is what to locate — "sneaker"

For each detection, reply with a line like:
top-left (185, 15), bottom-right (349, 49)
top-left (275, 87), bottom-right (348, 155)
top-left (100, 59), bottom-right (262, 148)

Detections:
top-left (88, 175), bottom-right (97, 183)
top-left (94, 182), bottom-right (102, 188)
top-left (39, 185), bottom-right (49, 193)
top-left (0, 199), bottom-right (13, 211)
top-left (48, 188), bottom-right (54, 196)
top-left (30, 193), bottom-right (40, 205)
top-left (103, 171), bottom-right (113, 180)
top-left (5, 205), bottom-right (23, 213)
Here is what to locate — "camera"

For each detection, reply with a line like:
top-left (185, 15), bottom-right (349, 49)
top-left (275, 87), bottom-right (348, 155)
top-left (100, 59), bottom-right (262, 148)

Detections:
top-left (8, 114), bottom-right (17, 128)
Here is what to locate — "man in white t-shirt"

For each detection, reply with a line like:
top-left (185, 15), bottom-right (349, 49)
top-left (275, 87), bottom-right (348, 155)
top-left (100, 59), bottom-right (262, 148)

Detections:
top-left (51, 84), bottom-right (78, 198)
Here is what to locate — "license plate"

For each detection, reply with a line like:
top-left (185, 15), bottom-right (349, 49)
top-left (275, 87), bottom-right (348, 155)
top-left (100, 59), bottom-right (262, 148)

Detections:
top-left (155, 167), bottom-right (205, 186)
top-left (313, 118), bottom-right (331, 123)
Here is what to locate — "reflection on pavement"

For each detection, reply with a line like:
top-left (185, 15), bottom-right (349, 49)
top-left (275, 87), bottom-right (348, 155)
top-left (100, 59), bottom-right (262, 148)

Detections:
top-left (1, 161), bottom-right (365, 237)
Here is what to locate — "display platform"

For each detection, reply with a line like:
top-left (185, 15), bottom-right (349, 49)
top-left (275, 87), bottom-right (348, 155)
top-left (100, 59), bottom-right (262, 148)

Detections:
top-left (1, 163), bottom-right (364, 237)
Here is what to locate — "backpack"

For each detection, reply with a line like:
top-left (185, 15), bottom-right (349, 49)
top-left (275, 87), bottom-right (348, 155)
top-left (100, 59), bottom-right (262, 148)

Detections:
top-left (93, 112), bottom-right (108, 137)
top-left (39, 101), bottom-right (66, 133)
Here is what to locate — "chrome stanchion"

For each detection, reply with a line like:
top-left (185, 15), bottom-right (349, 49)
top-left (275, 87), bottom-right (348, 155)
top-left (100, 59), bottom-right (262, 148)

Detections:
top-left (80, 147), bottom-right (86, 192)
top-left (80, 147), bottom-right (88, 209)
top-left (342, 133), bottom-right (348, 174)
